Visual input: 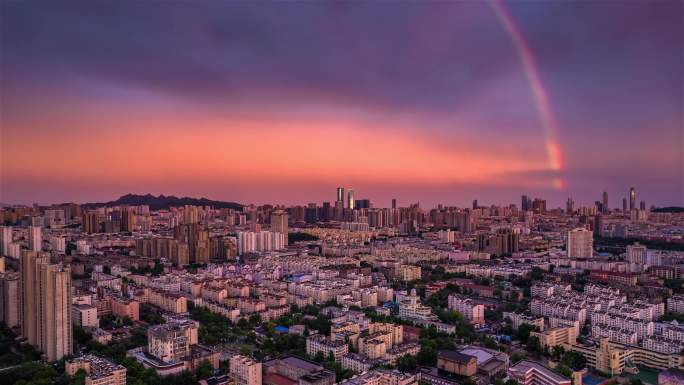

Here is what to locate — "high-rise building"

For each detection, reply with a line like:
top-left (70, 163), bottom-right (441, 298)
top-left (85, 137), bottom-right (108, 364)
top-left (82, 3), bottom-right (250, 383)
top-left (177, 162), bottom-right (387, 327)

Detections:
top-left (602, 191), bottom-right (609, 213)
top-left (626, 243), bottom-right (647, 265)
top-left (20, 250), bottom-right (72, 361)
top-left (336, 187), bottom-right (345, 206)
top-left (472, 200), bottom-right (478, 210)
top-left (532, 198), bottom-right (546, 214)
top-left (629, 187), bottom-right (636, 210)
top-left (320, 202), bottom-right (331, 222)
top-left (392, 199), bottom-right (397, 209)
top-left (567, 228), bottom-right (593, 259)
top-left (0, 226), bottom-right (12, 256)
top-left (333, 200), bottom-right (344, 221)
top-left (82, 211), bottom-right (104, 233)
top-left (304, 203), bottom-right (318, 224)
top-left (457, 211), bottom-right (472, 234)
top-left (592, 215), bottom-right (603, 237)
top-left (174, 223), bottom-right (209, 264)
top-left (347, 189), bottom-right (355, 210)
top-left (270, 210), bottom-right (289, 245)
top-left (236, 231), bottom-right (285, 254)
top-left (0, 272), bottom-right (20, 328)
top-left (521, 195), bottom-right (529, 211)
top-left (640, 201), bottom-right (646, 211)
top-left (121, 206), bottom-right (136, 232)
top-left (566, 198), bottom-right (575, 214)
top-left (21, 250), bottom-right (47, 346)
top-left (183, 205), bottom-right (200, 224)
top-left (622, 198), bottom-right (627, 212)
top-left (28, 226), bottom-right (42, 252)
top-left (39, 263), bottom-right (73, 361)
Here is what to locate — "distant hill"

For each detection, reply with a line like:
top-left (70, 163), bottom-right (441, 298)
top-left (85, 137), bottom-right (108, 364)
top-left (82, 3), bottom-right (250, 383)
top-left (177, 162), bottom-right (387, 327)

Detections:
top-left (82, 193), bottom-right (243, 210)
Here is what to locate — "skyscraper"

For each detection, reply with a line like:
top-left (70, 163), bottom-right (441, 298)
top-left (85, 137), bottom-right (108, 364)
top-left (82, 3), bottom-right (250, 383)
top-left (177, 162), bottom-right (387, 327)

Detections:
top-left (602, 191), bottom-right (609, 213)
top-left (347, 189), bottom-right (355, 210)
top-left (640, 201), bottom-right (646, 211)
top-left (566, 197), bottom-right (575, 214)
top-left (21, 250), bottom-right (47, 346)
top-left (472, 200), bottom-right (478, 210)
top-left (392, 199), bottom-right (397, 209)
top-left (21, 250), bottom-right (72, 361)
top-left (622, 198), bottom-right (627, 212)
top-left (521, 195), bottom-right (529, 211)
top-left (629, 187), bottom-right (636, 210)
top-left (38, 263), bottom-right (73, 361)
top-left (336, 187), bottom-right (345, 206)
top-left (28, 226), bottom-right (42, 252)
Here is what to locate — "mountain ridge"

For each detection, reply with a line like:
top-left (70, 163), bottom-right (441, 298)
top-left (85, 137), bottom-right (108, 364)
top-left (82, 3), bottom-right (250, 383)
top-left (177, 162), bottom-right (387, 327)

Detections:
top-left (82, 193), bottom-right (243, 210)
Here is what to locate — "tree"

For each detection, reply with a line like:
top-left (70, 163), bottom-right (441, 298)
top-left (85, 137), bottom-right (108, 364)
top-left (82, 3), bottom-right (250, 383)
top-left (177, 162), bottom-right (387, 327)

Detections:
top-left (195, 360), bottom-right (214, 380)
top-left (515, 324), bottom-right (537, 344)
top-left (397, 355), bottom-right (418, 373)
top-left (68, 368), bottom-right (87, 385)
top-left (561, 351), bottom-right (586, 371)
top-left (552, 346), bottom-right (565, 361)
top-left (248, 314), bottom-right (262, 325)
top-left (526, 336), bottom-right (541, 353)
top-left (510, 353), bottom-right (523, 364)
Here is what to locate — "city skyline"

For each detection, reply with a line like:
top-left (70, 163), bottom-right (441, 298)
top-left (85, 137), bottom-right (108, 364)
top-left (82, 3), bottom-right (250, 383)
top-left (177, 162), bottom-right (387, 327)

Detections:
top-left (1, 1), bottom-right (682, 207)
top-left (1, 2), bottom-right (684, 382)
top-left (0, 186), bottom-right (661, 213)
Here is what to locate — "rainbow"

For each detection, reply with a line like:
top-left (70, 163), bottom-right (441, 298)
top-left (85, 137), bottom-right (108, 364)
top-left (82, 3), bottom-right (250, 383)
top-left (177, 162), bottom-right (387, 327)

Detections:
top-left (490, 0), bottom-right (565, 189)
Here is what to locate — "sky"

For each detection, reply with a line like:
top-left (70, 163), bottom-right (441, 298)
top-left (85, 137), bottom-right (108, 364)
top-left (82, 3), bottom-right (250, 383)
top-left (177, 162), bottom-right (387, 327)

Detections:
top-left (1, 0), bottom-right (682, 208)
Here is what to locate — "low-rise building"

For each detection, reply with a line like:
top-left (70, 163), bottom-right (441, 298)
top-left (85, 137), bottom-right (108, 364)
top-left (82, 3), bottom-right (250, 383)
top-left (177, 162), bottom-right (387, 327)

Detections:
top-left (508, 361), bottom-right (570, 385)
top-left (306, 334), bottom-right (348, 361)
top-left (531, 326), bottom-right (577, 349)
top-left (436, 350), bottom-right (477, 377)
top-left (66, 355), bottom-right (127, 385)
top-left (230, 355), bottom-right (262, 385)
top-left (447, 295), bottom-right (484, 325)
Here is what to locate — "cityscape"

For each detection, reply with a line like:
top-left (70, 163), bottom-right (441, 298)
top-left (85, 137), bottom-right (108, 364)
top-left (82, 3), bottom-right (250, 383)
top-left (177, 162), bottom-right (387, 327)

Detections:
top-left (0, 2), bottom-right (683, 385)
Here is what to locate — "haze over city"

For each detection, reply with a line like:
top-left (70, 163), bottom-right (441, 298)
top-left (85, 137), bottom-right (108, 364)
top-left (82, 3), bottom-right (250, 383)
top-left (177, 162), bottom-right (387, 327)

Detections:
top-left (1, 1), bottom-right (682, 207)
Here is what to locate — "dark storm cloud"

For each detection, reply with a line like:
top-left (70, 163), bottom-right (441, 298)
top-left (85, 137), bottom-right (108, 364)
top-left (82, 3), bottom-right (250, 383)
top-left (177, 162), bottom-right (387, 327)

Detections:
top-left (1, 1), bottom-right (527, 111)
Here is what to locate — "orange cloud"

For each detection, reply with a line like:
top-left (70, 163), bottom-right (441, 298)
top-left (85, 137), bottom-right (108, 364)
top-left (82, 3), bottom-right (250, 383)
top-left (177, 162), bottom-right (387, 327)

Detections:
top-left (1, 103), bottom-right (554, 188)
